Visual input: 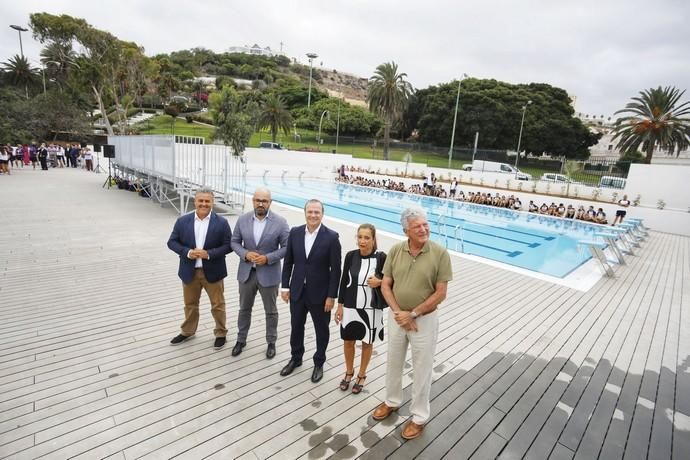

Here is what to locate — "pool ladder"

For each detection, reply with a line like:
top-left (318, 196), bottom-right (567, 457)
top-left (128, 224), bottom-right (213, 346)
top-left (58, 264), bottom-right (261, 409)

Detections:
top-left (437, 213), bottom-right (465, 253)
top-left (453, 223), bottom-right (465, 253)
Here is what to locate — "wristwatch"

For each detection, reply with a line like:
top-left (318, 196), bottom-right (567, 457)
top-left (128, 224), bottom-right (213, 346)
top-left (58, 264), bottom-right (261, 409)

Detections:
top-left (410, 311), bottom-right (418, 319)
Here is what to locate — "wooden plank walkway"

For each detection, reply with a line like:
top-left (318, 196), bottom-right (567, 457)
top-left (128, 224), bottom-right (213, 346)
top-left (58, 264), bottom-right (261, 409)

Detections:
top-left (0, 166), bottom-right (688, 459)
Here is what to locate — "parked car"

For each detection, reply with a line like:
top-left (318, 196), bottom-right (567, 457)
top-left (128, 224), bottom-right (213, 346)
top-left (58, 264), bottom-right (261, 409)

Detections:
top-left (540, 173), bottom-right (570, 183)
top-left (462, 164), bottom-right (472, 171)
top-left (259, 142), bottom-right (284, 150)
top-left (598, 176), bottom-right (626, 189)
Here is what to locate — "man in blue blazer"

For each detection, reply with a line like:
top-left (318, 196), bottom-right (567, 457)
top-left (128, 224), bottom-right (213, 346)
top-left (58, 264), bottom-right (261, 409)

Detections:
top-left (230, 187), bottom-right (289, 359)
top-left (167, 188), bottom-right (233, 350)
top-left (280, 199), bottom-right (342, 382)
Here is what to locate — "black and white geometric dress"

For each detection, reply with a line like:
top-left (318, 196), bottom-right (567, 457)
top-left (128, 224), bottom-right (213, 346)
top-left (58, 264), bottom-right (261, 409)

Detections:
top-left (337, 250), bottom-right (385, 344)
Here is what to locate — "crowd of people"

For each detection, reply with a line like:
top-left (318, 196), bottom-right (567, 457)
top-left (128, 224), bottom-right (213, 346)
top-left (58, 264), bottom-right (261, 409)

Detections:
top-left (168, 188), bottom-right (450, 440)
top-left (336, 168), bottom-right (629, 226)
top-left (0, 143), bottom-right (98, 173)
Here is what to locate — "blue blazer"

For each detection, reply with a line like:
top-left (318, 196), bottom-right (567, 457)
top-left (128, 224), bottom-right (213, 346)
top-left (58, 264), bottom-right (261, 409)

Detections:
top-left (281, 224), bottom-right (342, 305)
top-left (167, 211), bottom-right (233, 284)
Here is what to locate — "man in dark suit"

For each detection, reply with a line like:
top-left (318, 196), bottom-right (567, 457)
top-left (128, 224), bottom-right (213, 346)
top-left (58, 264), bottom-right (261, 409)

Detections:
top-left (230, 187), bottom-right (289, 359)
top-left (167, 188), bottom-right (233, 350)
top-left (280, 199), bottom-right (342, 382)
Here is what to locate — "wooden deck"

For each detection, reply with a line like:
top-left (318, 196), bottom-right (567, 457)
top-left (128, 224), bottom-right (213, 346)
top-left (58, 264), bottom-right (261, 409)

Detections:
top-left (0, 166), bottom-right (688, 459)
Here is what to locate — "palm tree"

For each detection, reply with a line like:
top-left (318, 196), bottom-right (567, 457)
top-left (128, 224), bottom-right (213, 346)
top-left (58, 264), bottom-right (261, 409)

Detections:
top-left (368, 62), bottom-right (413, 160)
top-left (257, 94), bottom-right (293, 143)
top-left (2, 55), bottom-right (39, 98)
top-left (612, 86), bottom-right (690, 164)
top-left (40, 42), bottom-right (78, 91)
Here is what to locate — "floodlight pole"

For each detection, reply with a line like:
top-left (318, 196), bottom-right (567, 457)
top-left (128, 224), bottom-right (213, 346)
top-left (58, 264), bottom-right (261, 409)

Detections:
top-left (515, 100), bottom-right (532, 178)
top-left (448, 73), bottom-right (468, 169)
top-left (306, 52), bottom-right (318, 108)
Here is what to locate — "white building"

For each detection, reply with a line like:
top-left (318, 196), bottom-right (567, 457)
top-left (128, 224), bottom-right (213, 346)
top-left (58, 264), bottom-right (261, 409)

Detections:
top-left (227, 44), bottom-right (286, 57)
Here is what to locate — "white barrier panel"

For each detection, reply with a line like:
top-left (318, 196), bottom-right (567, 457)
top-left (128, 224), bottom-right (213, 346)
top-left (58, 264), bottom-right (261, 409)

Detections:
top-left (108, 135), bottom-right (245, 208)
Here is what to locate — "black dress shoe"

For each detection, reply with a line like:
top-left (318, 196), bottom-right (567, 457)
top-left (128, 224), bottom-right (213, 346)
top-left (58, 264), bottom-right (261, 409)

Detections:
top-left (280, 358), bottom-right (302, 376)
top-left (231, 342), bottom-right (245, 357)
top-left (170, 334), bottom-right (191, 345)
top-left (213, 337), bottom-right (227, 350)
top-left (311, 365), bottom-right (324, 383)
top-left (266, 343), bottom-right (276, 359)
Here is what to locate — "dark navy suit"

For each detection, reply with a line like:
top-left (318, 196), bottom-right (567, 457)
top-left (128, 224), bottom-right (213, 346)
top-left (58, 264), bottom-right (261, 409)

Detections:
top-left (282, 224), bottom-right (341, 366)
top-left (167, 212), bottom-right (233, 284)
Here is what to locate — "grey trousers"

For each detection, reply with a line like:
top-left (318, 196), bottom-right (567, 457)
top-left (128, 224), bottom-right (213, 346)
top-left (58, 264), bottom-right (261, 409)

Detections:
top-left (237, 269), bottom-right (279, 344)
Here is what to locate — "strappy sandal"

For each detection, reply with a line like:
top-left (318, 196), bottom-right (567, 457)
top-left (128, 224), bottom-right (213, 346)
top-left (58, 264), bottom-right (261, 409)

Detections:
top-left (352, 374), bottom-right (367, 394)
top-left (339, 372), bottom-right (354, 391)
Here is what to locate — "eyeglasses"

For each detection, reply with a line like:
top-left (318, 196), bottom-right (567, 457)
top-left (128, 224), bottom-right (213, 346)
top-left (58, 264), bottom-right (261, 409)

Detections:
top-left (253, 199), bottom-right (270, 204)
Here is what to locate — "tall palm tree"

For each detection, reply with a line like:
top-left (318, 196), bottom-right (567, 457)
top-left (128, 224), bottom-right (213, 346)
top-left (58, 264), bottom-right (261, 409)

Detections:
top-left (2, 55), bottom-right (39, 98)
top-left (40, 42), bottom-right (78, 91)
top-left (612, 86), bottom-right (690, 164)
top-left (258, 94), bottom-right (293, 143)
top-left (367, 61), bottom-right (413, 160)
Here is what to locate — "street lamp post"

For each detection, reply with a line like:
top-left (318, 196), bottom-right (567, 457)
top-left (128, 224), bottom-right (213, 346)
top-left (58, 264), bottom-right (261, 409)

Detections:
top-left (306, 52), bottom-right (318, 108)
top-left (10, 25), bottom-right (29, 98)
top-left (335, 97), bottom-right (341, 154)
top-left (317, 110), bottom-right (329, 147)
top-left (448, 73), bottom-right (468, 169)
top-left (9, 24), bottom-right (28, 58)
top-left (514, 100), bottom-right (532, 178)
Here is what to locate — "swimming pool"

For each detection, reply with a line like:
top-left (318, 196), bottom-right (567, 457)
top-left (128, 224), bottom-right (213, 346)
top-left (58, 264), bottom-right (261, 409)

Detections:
top-left (250, 178), bottom-right (600, 278)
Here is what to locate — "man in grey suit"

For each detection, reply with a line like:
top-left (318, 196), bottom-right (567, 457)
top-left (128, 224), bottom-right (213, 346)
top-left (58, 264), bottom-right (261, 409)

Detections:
top-left (230, 187), bottom-right (290, 359)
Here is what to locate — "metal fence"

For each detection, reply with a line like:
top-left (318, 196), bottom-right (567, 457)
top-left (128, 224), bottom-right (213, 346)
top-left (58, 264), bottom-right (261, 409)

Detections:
top-left (108, 134), bottom-right (246, 212)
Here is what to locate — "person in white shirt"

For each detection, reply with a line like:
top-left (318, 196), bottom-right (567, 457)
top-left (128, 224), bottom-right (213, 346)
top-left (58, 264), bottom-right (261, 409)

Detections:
top-left (167, 188), bottom-right (233, 350)
top-left (613, 194), bottom-right (631, 226)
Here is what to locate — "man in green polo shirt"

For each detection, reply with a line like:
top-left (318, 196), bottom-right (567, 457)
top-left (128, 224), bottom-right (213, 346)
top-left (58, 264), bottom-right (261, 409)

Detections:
top-left (371, 206), bottom-right (453, 440)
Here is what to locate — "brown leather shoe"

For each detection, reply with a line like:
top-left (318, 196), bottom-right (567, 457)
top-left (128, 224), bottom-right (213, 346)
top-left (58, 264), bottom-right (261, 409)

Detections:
top-left (372, 402), bottom-right (397, 421)
top-left (401, 420), bottom-right (425, 440)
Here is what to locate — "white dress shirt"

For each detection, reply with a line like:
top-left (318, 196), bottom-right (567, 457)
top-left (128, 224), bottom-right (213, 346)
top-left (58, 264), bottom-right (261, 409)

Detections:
top-left (253, 211), bottom-right (269, 245)
top-left (191, 212), bottom-right (211, 268)
top-left (305, 224), bottom-right (321, 258)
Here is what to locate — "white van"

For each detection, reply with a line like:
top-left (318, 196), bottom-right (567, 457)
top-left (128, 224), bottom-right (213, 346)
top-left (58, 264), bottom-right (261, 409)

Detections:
top-left (471, 160), bottom-right (532, 180)
top-left (598, 176), bottom-right (626, 189)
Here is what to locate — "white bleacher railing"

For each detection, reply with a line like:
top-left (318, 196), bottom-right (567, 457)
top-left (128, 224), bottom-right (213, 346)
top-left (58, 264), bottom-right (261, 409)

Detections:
top-left (108, 135), bottom-right (246, 213)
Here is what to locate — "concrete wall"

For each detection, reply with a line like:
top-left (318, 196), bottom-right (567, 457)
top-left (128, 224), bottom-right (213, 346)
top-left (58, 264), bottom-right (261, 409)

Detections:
top-left (625, 163), bottom-right (690, 211)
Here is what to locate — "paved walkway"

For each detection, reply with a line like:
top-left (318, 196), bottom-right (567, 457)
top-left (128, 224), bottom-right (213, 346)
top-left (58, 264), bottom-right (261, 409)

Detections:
top-left (0, 166), bottom-right (688, 459)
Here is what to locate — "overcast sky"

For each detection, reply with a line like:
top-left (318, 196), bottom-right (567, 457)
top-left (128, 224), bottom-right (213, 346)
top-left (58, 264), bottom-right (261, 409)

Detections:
top-left (2, 0), bottom-right (689, 117)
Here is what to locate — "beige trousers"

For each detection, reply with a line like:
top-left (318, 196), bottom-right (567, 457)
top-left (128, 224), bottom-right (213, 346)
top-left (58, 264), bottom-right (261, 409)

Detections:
top-left (384, 309), bottom-right (439, 425)
top-left (181, 268), bottom-right (227, 337)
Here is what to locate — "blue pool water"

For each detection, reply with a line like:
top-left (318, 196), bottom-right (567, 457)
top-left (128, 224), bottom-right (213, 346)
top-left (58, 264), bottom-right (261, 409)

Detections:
top-left (250, 179), bottom-right (600, 278)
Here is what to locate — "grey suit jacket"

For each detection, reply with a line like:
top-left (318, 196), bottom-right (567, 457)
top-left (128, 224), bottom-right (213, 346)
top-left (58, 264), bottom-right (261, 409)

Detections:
top-left (231, 210), bottom-right (290, 287)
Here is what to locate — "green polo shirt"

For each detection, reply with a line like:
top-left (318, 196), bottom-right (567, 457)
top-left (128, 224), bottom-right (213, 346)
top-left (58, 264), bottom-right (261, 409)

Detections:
top-left (383, 239), bottom-right (453, 311)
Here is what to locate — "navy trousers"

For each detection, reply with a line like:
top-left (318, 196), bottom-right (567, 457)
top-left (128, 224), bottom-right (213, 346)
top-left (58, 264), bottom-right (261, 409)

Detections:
top-left (289, 294), bottom-right (330, 366)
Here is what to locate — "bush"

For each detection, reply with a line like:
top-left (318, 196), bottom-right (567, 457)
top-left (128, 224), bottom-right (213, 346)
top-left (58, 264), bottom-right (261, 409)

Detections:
top-left (185, 115), bottom-right (193, 123)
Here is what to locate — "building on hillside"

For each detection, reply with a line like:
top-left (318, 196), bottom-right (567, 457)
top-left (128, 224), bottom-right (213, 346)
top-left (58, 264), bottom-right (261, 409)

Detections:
top-left (227, 44), bottom-right (286, 57)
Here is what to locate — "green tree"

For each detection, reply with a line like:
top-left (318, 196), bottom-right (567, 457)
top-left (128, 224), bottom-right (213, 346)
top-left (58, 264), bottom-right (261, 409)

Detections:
top-left (258, 94), bottom-right (293, 143)
top-left (367, 62), bottom-right (413, 160)
top-left (1, 55), bottom-right (39, 98)
top-left (210, 86), bottom-right (253, 155)
top-left (31, 13), bottom-right (153, 136)
top-left (612, 86), bottom-right (690, 164)
top-left (40, 42), bottom-right (77, 93)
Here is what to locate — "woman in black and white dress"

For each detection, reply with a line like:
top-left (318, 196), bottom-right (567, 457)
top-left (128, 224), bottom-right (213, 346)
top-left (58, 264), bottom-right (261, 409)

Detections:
top-left (335, 223), bottom-right (386, 394)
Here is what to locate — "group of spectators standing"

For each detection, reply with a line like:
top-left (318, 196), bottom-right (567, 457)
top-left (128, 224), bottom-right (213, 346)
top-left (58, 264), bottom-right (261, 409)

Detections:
top-left (167, 187), bottom-right (452, 441)
top-left (336, 168), bottom-right (631, 227)
top-left (0, 143), bottom-right (96, 173)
